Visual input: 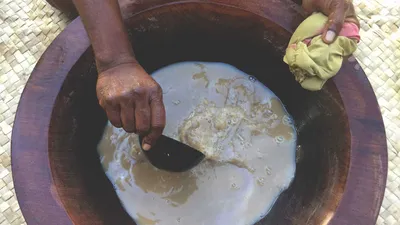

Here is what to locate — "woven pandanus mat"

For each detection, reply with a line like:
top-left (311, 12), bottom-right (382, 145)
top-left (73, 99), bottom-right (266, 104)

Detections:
top-left (0, 0), bottom-right (69, 224)
top-left (0, 0), bottom-right (398, 224)
top-left (353, 0), bottom-right (400, 224)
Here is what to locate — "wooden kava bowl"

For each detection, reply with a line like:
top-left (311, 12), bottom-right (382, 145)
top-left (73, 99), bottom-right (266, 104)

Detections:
top-left (12, 1), bottom-right (387, 225)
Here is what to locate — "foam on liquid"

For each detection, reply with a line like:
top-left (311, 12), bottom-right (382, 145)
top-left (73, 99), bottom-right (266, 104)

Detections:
top-left (97, 62), bottom-right (296, 225)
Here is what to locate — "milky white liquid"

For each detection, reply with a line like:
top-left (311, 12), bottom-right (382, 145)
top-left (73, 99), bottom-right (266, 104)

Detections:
top-left (97, 62), bottom-right (296, 225)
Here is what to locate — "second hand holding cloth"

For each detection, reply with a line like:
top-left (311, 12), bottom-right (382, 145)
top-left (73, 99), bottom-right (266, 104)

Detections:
top-left (283, 12), bottom-right (360, 91)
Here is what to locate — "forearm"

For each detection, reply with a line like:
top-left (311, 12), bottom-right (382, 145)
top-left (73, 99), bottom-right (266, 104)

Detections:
top-left (72, 0), bottom-right (137, 72)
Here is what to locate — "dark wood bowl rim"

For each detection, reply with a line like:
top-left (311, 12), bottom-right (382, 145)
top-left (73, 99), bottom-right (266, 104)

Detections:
top-left (11, 1), bottom-right (387, 225)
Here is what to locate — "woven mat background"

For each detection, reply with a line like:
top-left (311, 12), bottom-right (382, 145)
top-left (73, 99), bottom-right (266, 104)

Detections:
top-left (0, 0), bottom-right (399, 224)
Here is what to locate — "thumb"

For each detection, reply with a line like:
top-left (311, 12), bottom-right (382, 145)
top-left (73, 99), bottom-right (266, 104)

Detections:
top-left (142, 126), bottom-right (163, 151)
top-left (322, 4), bottom-right (345, 44)
top-left (142, 97), bottom-right (165, 151)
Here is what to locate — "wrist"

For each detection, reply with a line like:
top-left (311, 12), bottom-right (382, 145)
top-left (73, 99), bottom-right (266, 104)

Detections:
top-left (95, 52), bottom-right (138, 73)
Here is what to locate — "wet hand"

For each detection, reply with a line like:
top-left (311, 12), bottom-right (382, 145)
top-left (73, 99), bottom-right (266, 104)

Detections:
top-left (302, 0), bottom-right (359, 43)
top-left (96, 62), bottom-right (166, 150)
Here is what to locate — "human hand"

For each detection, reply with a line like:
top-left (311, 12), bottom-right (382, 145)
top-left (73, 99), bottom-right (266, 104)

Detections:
top-left (302, 0), bottom-right (359, 43)
top-left (96, 62), bottom-right (166, 150)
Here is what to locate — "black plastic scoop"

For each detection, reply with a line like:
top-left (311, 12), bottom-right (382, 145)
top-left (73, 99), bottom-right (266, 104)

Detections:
top-left (139, 135), bottom-right (205, 172)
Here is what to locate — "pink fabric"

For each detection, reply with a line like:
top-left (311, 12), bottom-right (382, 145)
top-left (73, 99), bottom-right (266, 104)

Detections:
top-left (302, 22), bottom-right (360, 46)
top-left (303, 39), bottom-right (312, 45)
top-left (338, 22), bottom-right (361, 42)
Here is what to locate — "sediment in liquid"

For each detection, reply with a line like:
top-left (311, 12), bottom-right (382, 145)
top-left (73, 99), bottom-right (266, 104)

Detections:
top-left (97, 62), bottom-right (296, 225)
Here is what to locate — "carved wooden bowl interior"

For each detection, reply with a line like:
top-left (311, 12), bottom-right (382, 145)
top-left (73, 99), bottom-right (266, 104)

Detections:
top-left (12, 2), bottom-right (387, 225)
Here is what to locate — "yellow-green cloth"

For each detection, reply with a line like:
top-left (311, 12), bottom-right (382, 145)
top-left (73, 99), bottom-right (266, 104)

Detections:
top-left (283, 13), bottom-right (358, 91)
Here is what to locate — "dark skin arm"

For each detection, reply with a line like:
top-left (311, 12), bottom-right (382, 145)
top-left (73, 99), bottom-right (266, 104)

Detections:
top-left (303, 0), bottom-right (359, 43)
top-left (72, 0), bottom-right (166, 151)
